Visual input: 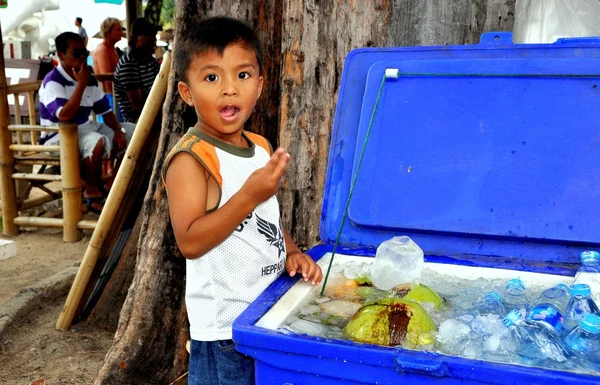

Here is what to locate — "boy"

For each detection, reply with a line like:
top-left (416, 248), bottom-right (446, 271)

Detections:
top-left (163, 17), bottom-right (323, 385)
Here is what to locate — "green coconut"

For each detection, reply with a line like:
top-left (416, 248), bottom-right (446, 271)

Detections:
top-left (388, 283), bottom-right (444, 308)
top-left (342, 298), bottom-right (436, 346)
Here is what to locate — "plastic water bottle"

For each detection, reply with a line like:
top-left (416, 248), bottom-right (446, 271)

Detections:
top-left (574, 251), bottom-right (600, 301)
top-left (476, 292), bottom-right (506, 316)
top-left (564, 284), bottom-right (600, 332)
top-left (526, 284), bottom-right (570, 334)
top-left (503, 278), bottom-right (530, 312)
top-left (502, 309), bottom-right (572, 363)
top-left (564, 313), bottom-right (600, 363)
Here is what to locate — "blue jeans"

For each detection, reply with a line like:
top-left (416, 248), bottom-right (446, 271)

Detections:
top-left (188, 339), bottom-right (255, 385)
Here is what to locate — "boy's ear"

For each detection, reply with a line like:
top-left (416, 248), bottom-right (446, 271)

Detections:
top-left (257, 75), bottom-right (264, 100)
top-left (177, 81), bottom-right (194, 106)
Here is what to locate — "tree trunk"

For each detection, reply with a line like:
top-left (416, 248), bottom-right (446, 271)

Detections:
top-left (96, 0), bottom-right (514, 383)
top-left (95, 1), bottom-right (281, 384)
top-left (279, 0), bottom-right (515, 249)
top-left (144, 0), bottom-right (164, 26)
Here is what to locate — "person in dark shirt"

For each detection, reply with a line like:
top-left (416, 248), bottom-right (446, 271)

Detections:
top-left (113, 18), bottom-right (160, 123)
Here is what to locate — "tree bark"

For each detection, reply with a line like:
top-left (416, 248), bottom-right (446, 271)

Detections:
top-left (96, 0), bottom-right (514, 383)
top-left (278, 0), bottom-right (515, 249)
top-left (95, 1), bottom-right (281, 384)
top-left (144, 0), bottom-right (164, 26)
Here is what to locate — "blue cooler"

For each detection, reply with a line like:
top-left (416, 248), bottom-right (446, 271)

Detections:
top-left (233, 32), bottom-right (600, 384)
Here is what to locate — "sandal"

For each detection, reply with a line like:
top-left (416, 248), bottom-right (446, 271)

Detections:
top-left (84, 196), bottom-right (105, 214)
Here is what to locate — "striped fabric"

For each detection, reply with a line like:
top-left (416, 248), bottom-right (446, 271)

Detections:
top-left (38, 64), bottom-right (111, 144)
top-left (113, 51), bottom-right (160, 123)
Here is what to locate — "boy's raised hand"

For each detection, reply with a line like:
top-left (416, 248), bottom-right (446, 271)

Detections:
top-left (241, 148), bottom-right (290, 207)
top-left (286, 252), bottom-right (323, 286)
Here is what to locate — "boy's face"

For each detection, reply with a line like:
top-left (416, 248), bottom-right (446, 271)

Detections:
top-left (58, 39), bottom-right (88, 71)
top-left (178, 43), bottom-right (263, 141)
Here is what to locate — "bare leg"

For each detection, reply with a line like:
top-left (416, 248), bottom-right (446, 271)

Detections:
top-left (82, 138), bottom-right (105, 211)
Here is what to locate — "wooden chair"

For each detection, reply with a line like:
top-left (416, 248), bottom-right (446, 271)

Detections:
top-left (0, 80), bottom-right (95, 242)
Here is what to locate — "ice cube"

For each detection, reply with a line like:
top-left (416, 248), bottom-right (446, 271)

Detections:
top-left (314, 296), bottom-right (332, 304)
top-left (370, 236), bottom-right (424, 290)
top-left (484, 334), bottom-right (500, 352)
top-left (463, 340), bottom-right (483, 359)
top-left (298, 305), bottom-right (321, 316)
top-left (287, 319), bottom-right (329, 337)
top-left (319, 300), bottom-right (362, 318)
top-left (437, 319), bottom-right (471, 346)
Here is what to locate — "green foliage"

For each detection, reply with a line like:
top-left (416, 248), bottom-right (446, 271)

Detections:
top-left (160, 0), bottom-right (175, 29)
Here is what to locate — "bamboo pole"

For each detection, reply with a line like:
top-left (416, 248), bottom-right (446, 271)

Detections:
top-left (20, 190), bottom-right (62, 210)
top-left (0, 26), bottom-right (19, 236)
top-left (8, 125), bottom-right (56, 132)
top-left (77, 220), bottom-right (97, 230)
top-left (6, 81), bottom-right (41, 94)
top-left (10, 144), bottom-right (60, 152)
top-left (13, 93), bottom-right (24, 152)
top-left (27, 91), bottom-right (38, 144)
top-left (14, 216), bottom-right (63, 227)
top-left (59, 122), bottom-right (82, 243)
top-left (15, 159), bottom-right (61, 166)
top-left (12, 173), bottom-right (62, 181)
top-left (56, 52), bottom-right (171, 331)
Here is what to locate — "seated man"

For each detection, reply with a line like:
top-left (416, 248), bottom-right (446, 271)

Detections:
top-left (114, 18), bottom-right (160, 123)
top-left (39, 32), bottom-right (132, 213)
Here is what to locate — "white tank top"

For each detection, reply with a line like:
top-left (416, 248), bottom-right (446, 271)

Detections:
top-left (163, 128), bottom-right (286, 340)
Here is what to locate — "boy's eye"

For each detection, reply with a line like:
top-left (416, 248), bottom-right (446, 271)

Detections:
top-left (238, 72), bottom-right (250, 80)
top-left (205, 74), bottom-right (218, 82)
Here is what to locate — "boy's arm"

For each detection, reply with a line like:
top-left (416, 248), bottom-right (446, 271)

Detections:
top-left (166, 149), bottom-right (290, 259)
top-left (58, 64), bottom-right (90, 122)
top-left (284, 228), bottom-right (323, 285)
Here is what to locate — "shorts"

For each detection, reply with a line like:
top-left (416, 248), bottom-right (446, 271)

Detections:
top-left (188, 339), bottom-right (254, 385)
top-left (43, 121), bottom-right (134, 160)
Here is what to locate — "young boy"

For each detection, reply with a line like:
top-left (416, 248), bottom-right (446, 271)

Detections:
top-left (163, 17), bottom-right (323, 385)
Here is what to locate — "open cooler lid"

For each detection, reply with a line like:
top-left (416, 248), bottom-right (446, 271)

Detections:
top-left (321, 32), bottom-right (600, 262)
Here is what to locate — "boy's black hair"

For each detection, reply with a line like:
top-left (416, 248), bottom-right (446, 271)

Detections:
top-left (55, 32), bottom-right (83, 54)
top-left (174, 16), bottom-right (263, 82)
top-left (76, 17), bottom-right (83, 24)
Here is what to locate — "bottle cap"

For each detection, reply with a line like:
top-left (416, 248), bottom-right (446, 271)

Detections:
top-left (580, 250), bottom-right (600, 264)
top-left (506, 278), bottom-right (525, 290)
top-left (569, 283), bottom-right (591, 297)
top-left (485, 291), bottom-right (503, 303)
top-left (580, 313), bottom-right (600, 334)
top-left (502, 309), bottom-right (523, 327)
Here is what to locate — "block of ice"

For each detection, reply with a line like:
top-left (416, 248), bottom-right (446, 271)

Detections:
top-left (370, 236), bottom-right (424, 290)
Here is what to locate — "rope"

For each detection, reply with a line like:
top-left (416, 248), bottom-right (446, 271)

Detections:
top-left (319, 72), bottom-right (387, 297)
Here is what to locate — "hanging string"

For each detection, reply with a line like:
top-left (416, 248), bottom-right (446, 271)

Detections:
top-left (319, 72), bottom-right (388, 297)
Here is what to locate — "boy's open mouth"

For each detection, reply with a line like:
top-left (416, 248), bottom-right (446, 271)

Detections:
top-left (220, 105), bottom-right (240, 122)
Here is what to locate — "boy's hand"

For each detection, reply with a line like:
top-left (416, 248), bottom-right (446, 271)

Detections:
top-left (286, 252), bottom-right (323, 286)
top-left (114, 130), bottom-right (127, 151)
top-left (241, 148), bottom-right (290, 207)
top-left (73, 62), bottom-right (92, 85)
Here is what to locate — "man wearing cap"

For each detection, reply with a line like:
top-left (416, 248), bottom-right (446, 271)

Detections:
top-left (38, 32), bottom-right (133, 213)
top-left (114, 18), bottom-right (161, 123)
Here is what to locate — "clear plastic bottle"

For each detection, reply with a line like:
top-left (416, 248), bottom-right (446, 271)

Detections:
top-left (526, 283), bottom-right (570, 334)
top-left (564, 284), bottom-right (600, 332)
top-left (502, 309), bottom-right (572, 363)
top-left (476, 292), bottom-right (506, 317)
top-left (574, 251), bottom-right (600, 301)
top-left (503, 278), bottom-right (530, 312)
top-left (564, 313), bottom-right (600, 363)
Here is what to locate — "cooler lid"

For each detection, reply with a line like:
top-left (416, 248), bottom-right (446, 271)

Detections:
top-left (321, 32), bottom-right (600, 262)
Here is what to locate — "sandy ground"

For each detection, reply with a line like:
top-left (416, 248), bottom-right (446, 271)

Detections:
top-left (0, 199), bottom-right (115, 384)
